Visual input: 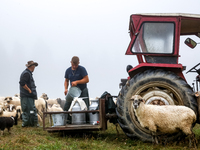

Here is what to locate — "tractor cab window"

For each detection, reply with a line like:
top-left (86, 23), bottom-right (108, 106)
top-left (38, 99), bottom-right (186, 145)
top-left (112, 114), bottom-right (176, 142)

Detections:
top-left (132, 22), bottom-right (174, 54)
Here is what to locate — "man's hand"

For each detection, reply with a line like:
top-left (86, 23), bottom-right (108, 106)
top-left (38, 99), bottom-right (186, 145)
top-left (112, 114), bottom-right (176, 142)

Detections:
top-left (71, 81), bottom-right (78, 87)
top-left (64, 89), bottom-right (68, 95)
top-left (23, 84), bottom-right (32, 93)
top-left (28, 89), bottom-right (32, 93)
top-left (71, 76), bottom-right (89, 87)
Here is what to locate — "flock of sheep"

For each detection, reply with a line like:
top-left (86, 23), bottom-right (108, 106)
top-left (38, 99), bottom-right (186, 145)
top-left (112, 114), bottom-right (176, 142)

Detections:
top-left (0, 93), bottom-right (65, 135)
top-left (1, 91), bottom-right (200, 148)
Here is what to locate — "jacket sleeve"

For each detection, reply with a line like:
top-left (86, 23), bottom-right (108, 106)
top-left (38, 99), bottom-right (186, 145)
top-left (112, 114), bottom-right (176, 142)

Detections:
top-left (19, 73), bottom-right (30, 86)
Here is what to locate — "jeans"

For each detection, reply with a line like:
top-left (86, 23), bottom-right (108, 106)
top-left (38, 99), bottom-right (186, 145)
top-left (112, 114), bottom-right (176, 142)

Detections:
top-left (64, 87), bottom-right (89, 123)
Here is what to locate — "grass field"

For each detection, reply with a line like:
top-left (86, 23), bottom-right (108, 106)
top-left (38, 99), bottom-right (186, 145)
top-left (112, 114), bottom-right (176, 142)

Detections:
top-left (0, 120), bottom-right (200, 150)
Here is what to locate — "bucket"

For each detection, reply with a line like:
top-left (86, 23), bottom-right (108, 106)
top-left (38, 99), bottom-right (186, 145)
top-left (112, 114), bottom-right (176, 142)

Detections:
top-left (65, 87), bottom-right (82, 104)
top-left (89, 99), bottom-right (99, 125)
top-left (52, 113), bottom-right (65, 126)
top-left (68, 87), bottom-right (81, 97)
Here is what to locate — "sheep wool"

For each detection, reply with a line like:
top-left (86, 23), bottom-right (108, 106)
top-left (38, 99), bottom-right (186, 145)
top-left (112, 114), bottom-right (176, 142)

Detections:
top-left (132, 95), bottom-right (196, 135)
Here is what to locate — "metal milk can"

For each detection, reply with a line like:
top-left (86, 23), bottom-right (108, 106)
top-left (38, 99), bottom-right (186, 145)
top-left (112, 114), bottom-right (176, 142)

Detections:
top-left (72, 101), bottom-right (86, 125)
top-left (89, 99), bottom-right (99, 125)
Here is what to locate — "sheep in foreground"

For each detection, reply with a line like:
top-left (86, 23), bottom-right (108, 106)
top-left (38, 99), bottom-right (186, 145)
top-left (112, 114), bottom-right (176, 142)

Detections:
top-left (5, 104), bottom-right (16, 112)
top-left (0, 105), bottom-right (18, 118)
top-left (46, 98), bottom-right (66, 110)
top-left (0, 105), bottom-right (4, 114)
top-left (35, 97), bottom-right (47, 119)
top-left (0, 116), bottom-right (18, 135)
top-left (130, 95), bottom-right (197, 147)
top-left (0, 105), bottom-right (18, 135)
top-left (40, 93), bottom-right (64, 108)
top-left (48, 104), bottom-right (63, 125)
top-left (40, 93), bottom-right (65, 109)
top-left (40, 93), bottom-right (49, 100)
top-left (48, 104), bottom-right (63, 112)
top-left (56, 98), bottom-right (66, 110)
top-left (46, 98), bottom-right (61, 108)
top-left (0, 97), bottom-right (5, 106)
top-left (3, 104), bottom-right (43, 123)
top-left (4, 96), bottom-right (21, 108)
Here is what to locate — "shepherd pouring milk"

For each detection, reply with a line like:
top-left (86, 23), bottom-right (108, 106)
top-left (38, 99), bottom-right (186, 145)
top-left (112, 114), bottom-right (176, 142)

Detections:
top-left (64, 56), bottom-right (90, 124)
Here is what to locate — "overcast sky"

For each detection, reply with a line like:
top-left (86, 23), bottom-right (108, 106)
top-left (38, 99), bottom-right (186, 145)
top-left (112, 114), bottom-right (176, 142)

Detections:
top-left (0, 0), bottom-right (200, 99)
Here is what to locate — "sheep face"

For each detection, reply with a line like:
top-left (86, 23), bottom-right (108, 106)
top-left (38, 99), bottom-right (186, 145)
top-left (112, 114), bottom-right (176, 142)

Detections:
top-left (40, 93), bottom-right (49, 100)
top-left (6, 104), bottom-right (16, 112)
top-left (56, 98), bottom-right (61, 104)
top-left (130, 95), bottom-right (144, 109)
top-left (4, 97), bottom-right (13, 104)
top-left (10, 116), bottom-right (15, 124)
top-left (14, 94), bottom-right (20, 98)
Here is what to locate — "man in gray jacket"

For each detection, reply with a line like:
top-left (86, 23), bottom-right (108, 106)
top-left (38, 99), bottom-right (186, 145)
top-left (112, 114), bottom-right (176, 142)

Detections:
top-left (19, 60), bottom-right (39, 127)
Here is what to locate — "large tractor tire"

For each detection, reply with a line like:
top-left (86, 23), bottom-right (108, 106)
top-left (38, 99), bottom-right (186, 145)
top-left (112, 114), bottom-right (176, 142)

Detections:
top-left (116, 69), bottom-right (197, 142)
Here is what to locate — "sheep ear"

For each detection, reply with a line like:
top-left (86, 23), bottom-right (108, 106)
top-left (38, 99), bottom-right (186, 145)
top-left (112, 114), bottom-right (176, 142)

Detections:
top-left (130, 95), bottom-right (136, 101)
top-left (140, 99), bottom-right (145, 103)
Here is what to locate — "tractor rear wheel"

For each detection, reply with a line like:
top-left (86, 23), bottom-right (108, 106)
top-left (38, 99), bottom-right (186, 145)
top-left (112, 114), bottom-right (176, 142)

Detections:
top-left (116, 70), bottom-right (197, 142)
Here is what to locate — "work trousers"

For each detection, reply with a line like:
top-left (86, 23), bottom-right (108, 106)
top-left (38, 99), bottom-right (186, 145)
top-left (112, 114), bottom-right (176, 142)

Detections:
top-left (20, 97), bottom-right (38, 127)
top-left (64, 88), bottom-right (89, 123)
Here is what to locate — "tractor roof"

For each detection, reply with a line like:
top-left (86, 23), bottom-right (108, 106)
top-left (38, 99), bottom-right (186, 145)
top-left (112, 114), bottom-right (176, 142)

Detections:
top-left (130, 13), bottom-right (200, 36)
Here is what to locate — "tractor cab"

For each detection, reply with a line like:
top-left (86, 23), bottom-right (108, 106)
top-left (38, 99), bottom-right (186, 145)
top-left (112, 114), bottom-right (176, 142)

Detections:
top-left (126, 13), bottom-right (200, 79)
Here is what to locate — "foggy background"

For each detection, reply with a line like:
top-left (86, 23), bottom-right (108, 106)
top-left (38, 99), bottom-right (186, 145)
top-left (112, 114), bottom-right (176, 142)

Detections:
top-left (0, 0), bottom-right (200, 99)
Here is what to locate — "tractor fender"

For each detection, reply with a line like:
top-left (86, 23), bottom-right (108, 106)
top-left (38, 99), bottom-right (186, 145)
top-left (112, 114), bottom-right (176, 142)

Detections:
top-left (128, 63), bottom-right (186, 81)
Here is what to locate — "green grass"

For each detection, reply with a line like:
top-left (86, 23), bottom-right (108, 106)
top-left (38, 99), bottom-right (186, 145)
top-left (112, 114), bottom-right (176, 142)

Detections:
top-left (0, 120), bottom-right (200, 150)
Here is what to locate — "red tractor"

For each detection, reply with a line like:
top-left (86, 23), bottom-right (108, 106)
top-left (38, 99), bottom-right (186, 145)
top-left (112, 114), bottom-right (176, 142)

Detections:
top-left (117, 13), bottom-right (200, 142)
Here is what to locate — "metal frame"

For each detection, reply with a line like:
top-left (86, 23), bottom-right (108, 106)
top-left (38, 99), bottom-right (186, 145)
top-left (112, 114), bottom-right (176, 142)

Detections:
top-left (43, 98), bottom-right (107, 132)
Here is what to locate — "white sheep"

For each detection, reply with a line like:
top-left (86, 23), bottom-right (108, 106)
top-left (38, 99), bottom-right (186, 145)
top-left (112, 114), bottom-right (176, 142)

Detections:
top-left (47, 104), bottom-right (63, 125)
top-left (48, 104), bottom-right (63, 112)
top-left (6, 104), bottom-right (43, 123)
top-left (5, 104), bottom-right (16, 112)
top-left (4, 96), bottom-right (21, 107)
top-left (40, 93), bottom-right (64, 108)
top-left (0, 105), bottom-right (18, 118)
top-left (35, 97), bottom-right (47, 119)
top-left (0, 97), bottom-right (5, 105)
top-left (130, 95), bottom-right (197, 147)
top-left (14, 93), bottom-right (20, 98)
top-left (40, 93), bottom-right (49, 100)
top-left (7, 105), bottom-right (21, 120)
top-left (0, 105), bottom-right (4, 114)
top-left (46, 99), bottom-right (60, 108)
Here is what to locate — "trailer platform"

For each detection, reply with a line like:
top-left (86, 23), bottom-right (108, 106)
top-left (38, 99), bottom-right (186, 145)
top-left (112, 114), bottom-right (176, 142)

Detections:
top-left (43, 99), bottom-right (109, 132)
